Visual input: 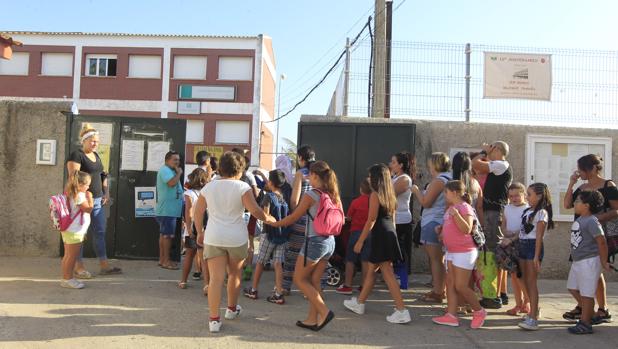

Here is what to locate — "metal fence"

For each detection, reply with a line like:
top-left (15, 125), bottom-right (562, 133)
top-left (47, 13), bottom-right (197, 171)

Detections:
top-left (347, 38), bottom-right (618, 127)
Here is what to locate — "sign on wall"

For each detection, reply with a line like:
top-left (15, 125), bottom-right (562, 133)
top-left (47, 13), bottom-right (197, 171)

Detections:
top-left (135, 187), bottom-right (156, 217)
top-left (484, 52), bottom-right (552, 101)
top-left (526, 134), bottom-right (612, 221)
top-left (178, 85), bottom-right (235, 101)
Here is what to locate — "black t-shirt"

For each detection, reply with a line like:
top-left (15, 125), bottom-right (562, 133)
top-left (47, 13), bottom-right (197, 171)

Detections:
top-left (68, 149), bottom-right (104, 198)
top-left (483, 165), bottom-right (513, 211)
top-left (572, 180), bottom-right (618, 219)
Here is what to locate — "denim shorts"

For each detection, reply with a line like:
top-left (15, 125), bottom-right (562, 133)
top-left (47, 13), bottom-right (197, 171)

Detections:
top-left (518, 238), bottom-right (544, 261)
top-left (346, 231), bottom-right (371, 263)
top-left (300, 236), bottom-right (335, 262)
top-left (156, 216), bottom-right (177, 237)
top-left (420, 221), bottom-right (441, 245)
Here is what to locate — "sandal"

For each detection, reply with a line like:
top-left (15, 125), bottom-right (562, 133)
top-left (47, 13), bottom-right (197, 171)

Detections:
top-left (100, 267), bottom-right (123, 275)
top-left (203, 285), bottom-right (209, 297)
top-left (507, 306), bottom-right (522, 316)
top-left (159, 264), bottom-right (179, 271)
top-left (563, 306), bottom-right (582, 321)
top-left (178, 281), bottom-right (188, 289)
top-left (422, 291), bottom-right (445, 303)
top-left (74, 270), bottom-right (93, 279)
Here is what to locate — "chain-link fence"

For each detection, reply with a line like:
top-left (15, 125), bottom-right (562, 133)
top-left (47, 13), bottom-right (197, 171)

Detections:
top-left (347, 39), bottom-right (618, 127)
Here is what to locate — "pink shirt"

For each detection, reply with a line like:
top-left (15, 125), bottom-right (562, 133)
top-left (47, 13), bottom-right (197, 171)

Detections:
top-left (442, 202), bottom-right (477, 253)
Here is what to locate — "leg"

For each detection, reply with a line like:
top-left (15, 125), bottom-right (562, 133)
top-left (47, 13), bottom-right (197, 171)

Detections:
top-left (62, 243), bottom-right (81, 280)
top-left (207, 255), bottom-right (228, 319)
top-left (159, 235), bottom-right (164, 265)
top-left (424, 244), bottom-right (445, 296)
top-left (595, 274), bottom-right (607, 310)
top-left (379, 262), bottom-right (406, 310)
top-left (445, 262), bottom-right (458, 315)
top-left (252, 263), bottom-right (265, 290)
top-left (89, 198), bottom-right (109, 269)
top-left (357, 264), bottom-right (377, 303)
top-left (161, 237), bottom-right (173, 266)
top-left (344, 261), bottom-right (355, 287)
top-left (294, 255), bottom-right (329, 325)
top-left (274, 262), bottom-right (284, 294)
top-left (522, 261), bottom-right (539, 319)
top-left (580, 295), bottom-right (595, 326)
top-left (511, 273), bottom-right (524, 307)
top-left (180, 248), bottom-right (196, 283)
top-left (361, 261), bottom-right (369, 287)
top-left (227, 255), bottom-right (246, 308)
top-left (453, 265), bottom-right (482, 311)
top-left (194, 252), bottom-right (202, 273)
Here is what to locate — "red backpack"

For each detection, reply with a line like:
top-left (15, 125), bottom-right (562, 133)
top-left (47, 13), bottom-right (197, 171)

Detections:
top-left (308, 189), bottom-right (344, 237)
top-left (49, 193), bottom-right (83, 231)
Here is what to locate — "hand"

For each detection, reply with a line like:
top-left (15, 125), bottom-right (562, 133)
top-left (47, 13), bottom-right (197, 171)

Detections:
top-left (435, 225), bottom-right (442, 235)
top-left (481, 143), bottom-right (492, 153)
top-left (447, 207), bottom-right (459, 217)
top-left (353, 241), bottom-right (363, 254)
top-left (533, 258), bottom-right (541, 272)
top-left (602, 262), bottom-right (611, 273)
top-left (175, 166), bottom-right (183, 176)
top-left (501, 238), bottom-right (512, 247)
top-left (569, 171), bottom-right (580, 185)
top-left (411, 185), bottom-right (420, 194)
top-left (85, 191), bottom-right (93, 199)
top-left (197, 233), bottom-right (204, 246)
top-left (101, 192), bottom-right (110, 205)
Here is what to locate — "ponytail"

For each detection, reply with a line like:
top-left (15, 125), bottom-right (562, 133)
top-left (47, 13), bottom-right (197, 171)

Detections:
top-left (462, 192), bottom-right (472, 205)
top-left (445, 180), bottom-right (471, 204)
top-left (310, 161), bottom-right (341, 206)
top-left (66, 171), bottom-right (91, 200)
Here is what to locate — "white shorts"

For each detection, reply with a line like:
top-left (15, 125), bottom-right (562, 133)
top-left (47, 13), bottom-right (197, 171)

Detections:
top-left (445, 250), bottom-right (478, 271)
top-left (567, 256), bottom-right (602, 298)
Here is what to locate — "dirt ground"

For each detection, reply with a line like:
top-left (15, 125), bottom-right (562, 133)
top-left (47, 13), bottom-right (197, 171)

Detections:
top-left (0, 257), bottom-right (616, 349)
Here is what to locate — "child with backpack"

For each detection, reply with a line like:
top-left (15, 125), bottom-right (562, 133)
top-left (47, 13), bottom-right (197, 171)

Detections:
top-left (56, 171), bottom-right (94, 289)
top-left (343, 164), bottom-right (411, 324)
top-left (518, 183), bottom-right (554, 331)
top-left (336, 177), bottom-right (372, 295)
top-left (431, 180), bottom-right (486, 328)
top-left (565, 190), bottom-right (610, 334)
top-left (244, 170), bottom-right (291, 304)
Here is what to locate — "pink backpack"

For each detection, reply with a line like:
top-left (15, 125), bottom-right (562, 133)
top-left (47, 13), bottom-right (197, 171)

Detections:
top-left (308, 189), bottom-right (344, 237)
top-left (49, 193), bottom-right (83, 231)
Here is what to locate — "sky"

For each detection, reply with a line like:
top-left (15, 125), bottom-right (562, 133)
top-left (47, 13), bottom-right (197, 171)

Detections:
top-left (3, 0), bottom-right (618, 149)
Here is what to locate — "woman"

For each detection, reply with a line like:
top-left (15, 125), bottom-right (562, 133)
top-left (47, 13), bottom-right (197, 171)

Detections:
top-left (563, 154), bottom-right (616, 324)
top-left (282, 145), bottom-right (316, 294)
top-left (411, 152), bottom-right (451, 303)
top-left (389, 152), bottom-right (414, 275)
top-left (193, 152), bottom-right (271, 333)
top-left (267, 161), bottom-right (339, 331)
top-left (66, 123), bottom-right (121, 278)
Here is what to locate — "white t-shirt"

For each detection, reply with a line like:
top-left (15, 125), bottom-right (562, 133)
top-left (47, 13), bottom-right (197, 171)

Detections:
top-left (244, 171), bottom-right (257, 187)
top-left (201, 179), bottom-right (251, 247)
top-left (183, 189), bottom-right (200, 237)
top-left (503, 203), bottom-right (529, 237)
top-left (519, 208), bottom-right (548, 240)
top-left (65, 192), bottom-right (91, 235)
top-left (392, 174), bottom-right (412, 224)
top-left (488, 160), bottom-right (509, 176)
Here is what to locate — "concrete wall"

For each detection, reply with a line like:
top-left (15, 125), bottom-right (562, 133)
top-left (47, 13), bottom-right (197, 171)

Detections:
top-left (0, 101), bottom-right (70, 256)
top-left (301, 115), bottom-right (618, 281)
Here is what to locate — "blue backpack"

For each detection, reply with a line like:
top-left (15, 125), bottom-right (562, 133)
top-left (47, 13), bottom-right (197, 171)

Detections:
top-left (264, 192), bottom-right (291, 245)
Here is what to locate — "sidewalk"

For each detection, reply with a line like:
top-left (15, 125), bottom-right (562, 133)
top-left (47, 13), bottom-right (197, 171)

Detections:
top-left (0, 257), bottom-right (616, 349)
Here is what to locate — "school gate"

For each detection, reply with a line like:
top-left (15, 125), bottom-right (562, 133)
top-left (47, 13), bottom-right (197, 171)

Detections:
top-left (66, 115), bottom-right (186, 260)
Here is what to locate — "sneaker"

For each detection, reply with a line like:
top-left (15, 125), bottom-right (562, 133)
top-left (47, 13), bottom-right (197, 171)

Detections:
top-left (500, 293), bottom-right (509, 306)
top-left (562, 306), bottom-right (582, 322)
top-left (209, 320), bottom-right (222, 333)
top-left (386, 308), bottom-right (411, 324)
top-left (335, 285), bottom-right (353, 295)
top-left (471, 308), bottom-right (487, 329)
top-left (60, 278), bottom-right (84, 289)
top-left (480, 297), bottom-right (502, 309)
top-left (567, 320), bottom-right (594, 335)
top-left (243, 287), bottom-right (258, 300)
top-left (343, 297), bottom-right (365, 315)
top-left (432, 313), bottom-right (460, 327)
top-left (518, 316), bottom-right (539, 331)
top-left (192, 272), bottom-right (202, 280)
top-left (591, 308), bottom-right (612, 325)
top-left (266, 293), bottom-right (285, 305)
top-left (225, 305), bottom-right (243, 320)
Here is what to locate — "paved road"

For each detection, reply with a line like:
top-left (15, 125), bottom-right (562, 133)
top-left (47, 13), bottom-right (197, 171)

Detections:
top-left (0, 257), bottom-right (616, 348)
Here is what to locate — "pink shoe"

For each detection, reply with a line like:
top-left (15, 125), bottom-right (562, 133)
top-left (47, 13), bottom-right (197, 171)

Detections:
top-left (432, 313), bottom-right (460, 327)
top-left (471, 308), bottom-right (487, 329)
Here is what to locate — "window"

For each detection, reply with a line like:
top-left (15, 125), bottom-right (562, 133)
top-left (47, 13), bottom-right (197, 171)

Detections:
top-left (86, 54), bottom-right (117, 77)
top-left (128, 55), bottom-right (161, 78)
top-left (186, 120), bottom-right (205, 143)
top-left (218, 57), bottom-right (253, 80)
top-left (215, 121), bottom-right (250, 144)
top-left (0, 52), bottom-right (29, 75)
top-left (41, 53), bottom-right (73, 76)
top-left (173, 56), bottom-right (207, 79)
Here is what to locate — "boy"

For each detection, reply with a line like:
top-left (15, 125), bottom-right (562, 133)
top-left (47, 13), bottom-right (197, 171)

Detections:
top-left (567, 190), bottom-right (610, 334)
top-left (336, 178), bottom-right (372, 295)
top-left (243, 169), bottom-right (290, 304)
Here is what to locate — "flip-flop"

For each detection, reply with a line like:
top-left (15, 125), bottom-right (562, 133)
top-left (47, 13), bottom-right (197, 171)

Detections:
top-left (99, 267), bottom-right (123, 275)
top-left (160, 264), bottom-right (179, 270)
top-left (74, 270), bottom-right (93, 279)
top-left (178, 282), bottom-right (188, 289)
top-left (296, 320), bottom-right (317, 330)
top-left (312, 310), bottom-right (335, 331)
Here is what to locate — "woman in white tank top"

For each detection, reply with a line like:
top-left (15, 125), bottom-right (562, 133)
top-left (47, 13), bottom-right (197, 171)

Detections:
top-left (389, 152), bottom-right (414, 274)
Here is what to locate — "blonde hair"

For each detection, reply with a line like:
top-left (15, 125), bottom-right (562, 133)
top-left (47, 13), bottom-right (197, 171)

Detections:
top-left (66, 171), bottom-right (91, 201)
top-left (429, 152), bottom-right (450, 173)
top-left (80, 123), bottom-right (97, 138)
top-left (368, 164), bottom-right (397, 214)
top-left (508, 182), bottom-right (526, 195)
top-left (493, 141), bottom-right (510, 157)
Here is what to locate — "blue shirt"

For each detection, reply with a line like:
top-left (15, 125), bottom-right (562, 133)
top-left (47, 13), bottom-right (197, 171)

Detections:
top-left (156, 165), bottom-right (183, 217)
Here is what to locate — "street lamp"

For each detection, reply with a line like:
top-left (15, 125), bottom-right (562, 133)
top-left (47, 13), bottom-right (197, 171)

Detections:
top-left (275, 73), bottom-right (286, 155)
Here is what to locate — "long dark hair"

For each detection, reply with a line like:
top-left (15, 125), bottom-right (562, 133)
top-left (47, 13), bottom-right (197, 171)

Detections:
top-left (368, 164), bottom-right (397, 214)
top-left (452, 152), bottom-right (474, 196)
top-left (577, 154), bottom-right (603, 173)
top-left (310, 161), bottom-right (341, 206)
top-left (528, 183), bottom-right (554, 230)
top-left (297, 145), bottom-right (316, 169)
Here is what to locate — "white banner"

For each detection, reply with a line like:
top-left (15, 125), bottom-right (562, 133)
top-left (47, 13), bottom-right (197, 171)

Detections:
top-left (484, 52), bottom-right (552, 100)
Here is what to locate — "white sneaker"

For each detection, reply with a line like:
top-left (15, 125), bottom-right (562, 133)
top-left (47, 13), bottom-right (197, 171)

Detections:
top-left (225, 305), bottom-right (243, 320)
top-left (386, 308), bottom-right (411, 324)
top-left (343, 297), bottom-right (365, 315)
top-left (209, 320), bottom-right (222, 333)
top-left (60, 279), bottom-right (84, 289)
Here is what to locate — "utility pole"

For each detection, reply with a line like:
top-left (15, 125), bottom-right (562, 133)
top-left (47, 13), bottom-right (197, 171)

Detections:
top-left (343, 37), bottom-right (351, 116)
top-left (385, 0), bottom-right (393, 119)
top-left (371, 0), bottom-right (387, 118)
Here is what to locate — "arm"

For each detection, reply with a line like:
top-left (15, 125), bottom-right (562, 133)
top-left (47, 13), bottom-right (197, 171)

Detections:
top-left (475, 181), bottom-right (484, 224)
top-left (393, 176), bottom-right (411, 196)
top-left (448, 206), bottom-right (474, 234)
top-left (412, 179), bottom-right (445, 208)
top-left (102, 177), bottom-right (110, 205)
top-left (269, 194), bottom-right (315, 227)
top-left (564, 171), bottom-right (580, 210)
top-left (533, 221), bottom-right (546, 271)
top-left (595, 183), bottom-right (618, 222)
top-left (241, 190), bottom-right (269, 221)
top-left (78, 192), bottom-right (94, 213)
top-left (595, 235), bottom-right (610, 272)
top-left (472, 156), bottom-right (490, 175)
top-left (67, 161), bottom-right (81, 176)
top-left (194, 195), bottom-right (207, 245)
top-left (184, 197), bottom-right (194, 237)
top-left (290, 170), bottom-right (303, 210)
top-left (355, 193), bottom-right (380, 250)
top-left (167, 167), bottom-right (182, 187)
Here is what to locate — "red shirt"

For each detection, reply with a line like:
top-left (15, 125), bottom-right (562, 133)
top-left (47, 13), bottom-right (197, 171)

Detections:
top-left (347, 194), bottom-right (370, 232)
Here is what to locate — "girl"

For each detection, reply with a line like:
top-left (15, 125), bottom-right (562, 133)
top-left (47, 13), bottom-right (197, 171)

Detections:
top-left (60, 171), bottom-right (94, 289)
top-left (411, 152), bottom-right (452, 303)
top-left (267, 160), bottom-right (338, 331)
top-left (432, 180), bottom-right (486, 328)
top-left (518, 183), bottom-right (554, 331)
top-left (502, 183), bottom-right (530, 316)
top-left (389, 152), bottom-right (414, 275)
top-left (178, 168), bottom-right (210, 290)
top-left (343, 163), bottom-right (411, 324)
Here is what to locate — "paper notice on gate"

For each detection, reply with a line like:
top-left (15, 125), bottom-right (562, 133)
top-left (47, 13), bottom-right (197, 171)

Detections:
top-left (121, 140), bottom-right (145, 171)
top-left (146, 141), bottom-right (170, 172)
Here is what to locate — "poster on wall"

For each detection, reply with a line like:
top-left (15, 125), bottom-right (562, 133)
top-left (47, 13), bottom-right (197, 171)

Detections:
top-left (135, 187), bottom-right (157, 217)
top-left (121, 140), bottom-right (145, 171)
top-left (146, 141), bottom-right (171, 172)
top-left (484, 52), bottom-right (552, 100)
top-left (191, 145), bottom-right (225, 160)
